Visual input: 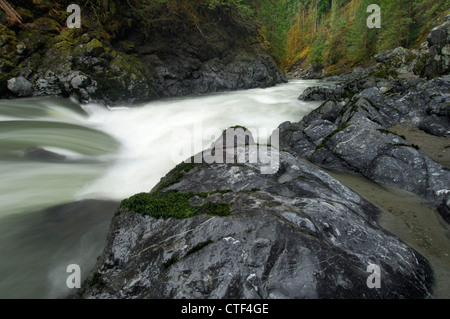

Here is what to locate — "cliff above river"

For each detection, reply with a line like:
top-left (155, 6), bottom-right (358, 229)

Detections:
top-left (0, 1), bottom-right (285, 105)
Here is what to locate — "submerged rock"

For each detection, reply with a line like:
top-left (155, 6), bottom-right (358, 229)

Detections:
top-left (79, 135), bottom-right (433, 299)
top-left (24, 147), bottom-right (66, 162)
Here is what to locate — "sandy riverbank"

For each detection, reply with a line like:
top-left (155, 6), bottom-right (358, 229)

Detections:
top-left (390, 123), bottom-right (450, 169)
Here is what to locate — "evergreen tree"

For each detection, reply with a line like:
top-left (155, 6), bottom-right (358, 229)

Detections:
top-left (377, 0), bottom-right (413, 53)
top-left (327, 0), bottom-right (347, 65)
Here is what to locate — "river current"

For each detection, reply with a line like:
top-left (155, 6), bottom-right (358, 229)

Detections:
top-left (0, 80), bottom-right (448, 298)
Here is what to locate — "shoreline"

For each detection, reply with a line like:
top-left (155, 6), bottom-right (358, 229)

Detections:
top-left (390, 122), bottom-right (450, 169)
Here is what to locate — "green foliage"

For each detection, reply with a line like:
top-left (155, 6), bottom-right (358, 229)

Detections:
top-left (207, 0), bottom-right (255, 20)
top-left (252, 0), bottom-right (298, 62)
top-left (376, 0), bottom-right (414, 53)
top-left (120, 192), bottom-right (231, 219)
top-left (309, 36), bottom-right (326, 68)
top-left (285, 0), bottom-right (449, 70)
top-left (346, 0), bottom-right (380, 63)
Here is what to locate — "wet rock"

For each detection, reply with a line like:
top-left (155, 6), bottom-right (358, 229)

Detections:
top-left (0, 9), bottom-right (285, 105)
top-left (148, 45), bottom-right (285, 98)
top-left (374, 47), bottom-right (423, 76)
top-left (437, 195), bottom-right (450, 224)
top-left (422, 15), bottom-right (450, 78)
top-left (419, 116), bottom-right (450, 137)
top-left (282, 75), bottom-right (450, 209)
top-left (298, 85), bottom-right (343, 101)
top-left (7, 77), bottom-right (33, 97)
top-left (79, 141), bottom-right (433, 299)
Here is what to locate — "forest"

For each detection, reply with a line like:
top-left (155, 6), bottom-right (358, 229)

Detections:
top-left (2, 0), bottom-right (450, 73)
top-left (89, 0), bottom-right (450, 72)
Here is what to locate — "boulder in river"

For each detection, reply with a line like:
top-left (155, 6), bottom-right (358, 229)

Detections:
top-left (79, 133), bottom-right (433, 299)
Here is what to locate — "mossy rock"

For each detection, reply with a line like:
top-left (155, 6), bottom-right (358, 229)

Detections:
top-left (18, 27), bottom-right (48, 53)
top-left (120, 192), bottom-right (231, 219)
top-left (31, 17), bottom-right (61, 35)
top-left (156, 161), bottom-right (196, 191)
top-left (92, 51), bottom-right (154, 103)
top-left (47, 7), bottom-right (70, 25)
top-left (84, 39), bottom-right (106, 56)
top-left (0, 24), bottom-right (18, 47)
top-left (370, 65), bottom-right (399, 79)
top-left (54, 28), bottom-right (84, 44)
top-left (118, 40), bottom-right (137, 54)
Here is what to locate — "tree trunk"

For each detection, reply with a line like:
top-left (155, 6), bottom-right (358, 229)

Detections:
top-left (0, 0), bottom-right (23, 25)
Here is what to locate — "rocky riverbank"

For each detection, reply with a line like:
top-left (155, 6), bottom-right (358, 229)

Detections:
top-left (77, 16), bottom-right (449, 299)
top-left (0, 1), bottom-right (285, 105)
top-left (283, 74), bottom-right (450, 222)
top-left (79, 137), bottom-right (433, 299)
top-left (281, 16), bottom-right (450, 223)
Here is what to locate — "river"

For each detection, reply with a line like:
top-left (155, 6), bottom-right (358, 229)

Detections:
top-left (0, 80), bottom-right (448, 299)
top-left (0, 80), bottom-right (321, 298)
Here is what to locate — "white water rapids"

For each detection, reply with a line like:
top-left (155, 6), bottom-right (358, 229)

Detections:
top-left (0, 80), bottom-right (322, 298)
top-left (0, 79), bottom-right (448, 299)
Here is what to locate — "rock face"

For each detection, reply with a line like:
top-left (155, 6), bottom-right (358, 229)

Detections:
top-left (422, 16), bottom-right (450, 78)
top-left (289, 74), bottom-right (450, 221)
top-left (0, 6), bottom-right (285, 105)
top-left (79, 135), bottom-right (433, 299)
top-left (134, 30), bottom-right (285, 99)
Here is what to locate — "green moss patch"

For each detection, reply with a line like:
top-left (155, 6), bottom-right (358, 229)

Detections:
top-left (120, 192), bottom-right (231, 219)
top-left (156, 161), bottom-right (196, 191)
top-left (163, 256), bottom-right (179, 269)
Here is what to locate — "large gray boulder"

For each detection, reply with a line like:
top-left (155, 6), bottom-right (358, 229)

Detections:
top-left (374, 47), bottom-right (423, 77)
top-left (79, 140), bottom-right (433, 299)
top-left (422, 15), bottom-right (450, 78)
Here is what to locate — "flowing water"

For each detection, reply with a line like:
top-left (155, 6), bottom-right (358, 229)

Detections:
top-left (0, 80), bottom-right (322, 298)
top-left (0, 80), bottom-right (448, 299)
